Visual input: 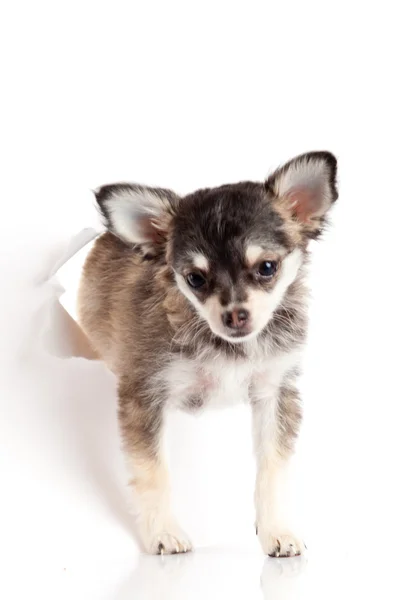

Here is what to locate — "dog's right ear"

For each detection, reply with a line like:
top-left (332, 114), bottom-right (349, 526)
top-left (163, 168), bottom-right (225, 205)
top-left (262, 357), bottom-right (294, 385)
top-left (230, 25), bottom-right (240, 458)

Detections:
top-left (95, 184), bottom-right (180, 252)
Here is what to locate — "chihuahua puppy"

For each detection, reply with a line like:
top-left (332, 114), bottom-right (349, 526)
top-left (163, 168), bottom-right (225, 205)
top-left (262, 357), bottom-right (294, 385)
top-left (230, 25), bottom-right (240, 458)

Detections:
top-left (78, 151), bottom-right (338, 556)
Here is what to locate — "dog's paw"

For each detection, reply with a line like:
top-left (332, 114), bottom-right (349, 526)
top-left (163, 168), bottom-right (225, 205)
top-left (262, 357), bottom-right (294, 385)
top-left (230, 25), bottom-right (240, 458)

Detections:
top-left (153, 531), bottom-right (192, 555)
top-left (258, 528), bottom-right (305, 557)
top-left (140, 521), bottom-right (193, 555)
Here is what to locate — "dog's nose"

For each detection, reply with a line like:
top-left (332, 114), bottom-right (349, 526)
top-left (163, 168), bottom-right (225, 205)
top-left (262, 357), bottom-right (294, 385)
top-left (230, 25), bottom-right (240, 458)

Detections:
top-left (222, 308), bottom-right (249, 330)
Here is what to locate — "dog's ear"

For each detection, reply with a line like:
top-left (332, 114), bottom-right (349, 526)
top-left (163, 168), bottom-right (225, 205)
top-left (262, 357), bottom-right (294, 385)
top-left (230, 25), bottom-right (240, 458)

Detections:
top-left (266, 151), bottom-right (338, 239)
top-left (95, 183), bottom-right (179, 252)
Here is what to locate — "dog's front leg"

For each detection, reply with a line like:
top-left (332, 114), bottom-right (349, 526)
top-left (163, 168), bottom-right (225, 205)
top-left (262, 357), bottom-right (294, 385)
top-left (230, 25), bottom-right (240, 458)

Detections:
top-left (118, 377), bottom-right (192, 555)
top-left (251, 385), bottom-right (305, 557)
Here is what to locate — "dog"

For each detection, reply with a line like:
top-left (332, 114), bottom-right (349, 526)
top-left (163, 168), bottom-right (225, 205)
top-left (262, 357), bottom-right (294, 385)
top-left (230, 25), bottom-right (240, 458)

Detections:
top-left (78, 151), bottom-right (338, 556)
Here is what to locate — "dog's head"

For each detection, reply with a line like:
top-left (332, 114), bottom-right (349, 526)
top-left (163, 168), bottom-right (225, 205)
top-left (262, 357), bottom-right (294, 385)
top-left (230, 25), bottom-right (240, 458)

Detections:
top-left (96, 152), bottom-right (338, 343)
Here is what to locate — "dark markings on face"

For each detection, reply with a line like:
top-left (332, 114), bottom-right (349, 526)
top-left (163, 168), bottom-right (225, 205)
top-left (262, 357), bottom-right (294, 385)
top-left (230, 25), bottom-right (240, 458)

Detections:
top-left (170, 182), bottom-right (292, 304)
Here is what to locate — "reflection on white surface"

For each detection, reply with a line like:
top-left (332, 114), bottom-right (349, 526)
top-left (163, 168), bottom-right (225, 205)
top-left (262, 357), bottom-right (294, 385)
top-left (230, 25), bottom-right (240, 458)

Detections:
top-left (114, 549), bottom-right (307, 600)
top-left (111, 548), bottom-right (400, 600)
top-left (261, 556), bottom-right (308, 600)
top-left (4, 548), bottom-right (400, 600)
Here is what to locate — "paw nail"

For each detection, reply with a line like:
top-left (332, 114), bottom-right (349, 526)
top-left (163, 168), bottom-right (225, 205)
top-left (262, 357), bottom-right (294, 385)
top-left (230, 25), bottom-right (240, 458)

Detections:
top-left (158, 543), bottom-right (165, 554)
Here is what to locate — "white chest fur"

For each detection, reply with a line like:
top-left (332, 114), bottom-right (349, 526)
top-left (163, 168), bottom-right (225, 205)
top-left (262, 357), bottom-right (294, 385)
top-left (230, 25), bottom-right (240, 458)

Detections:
top-left (161, 348), bottom-right (302, 411)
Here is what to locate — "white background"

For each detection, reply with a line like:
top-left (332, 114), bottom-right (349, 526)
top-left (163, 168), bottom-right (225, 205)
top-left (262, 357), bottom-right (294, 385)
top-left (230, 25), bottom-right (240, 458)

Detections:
top-left (1, 1), bottom-right (399, 598)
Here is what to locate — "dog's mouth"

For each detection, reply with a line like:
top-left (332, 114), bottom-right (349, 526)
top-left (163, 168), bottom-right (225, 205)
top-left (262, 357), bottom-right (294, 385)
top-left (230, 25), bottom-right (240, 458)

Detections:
top-left (203, 315), bottom-right (259, 343)
top-left (214, 326), bottom-right (259, 344)
top-left (227, 330), bottom-right (251, 339)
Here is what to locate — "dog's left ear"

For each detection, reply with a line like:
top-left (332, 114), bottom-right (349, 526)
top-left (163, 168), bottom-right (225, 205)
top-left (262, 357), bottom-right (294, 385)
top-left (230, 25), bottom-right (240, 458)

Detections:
top-left (266, 151), bottom-right (338, 238)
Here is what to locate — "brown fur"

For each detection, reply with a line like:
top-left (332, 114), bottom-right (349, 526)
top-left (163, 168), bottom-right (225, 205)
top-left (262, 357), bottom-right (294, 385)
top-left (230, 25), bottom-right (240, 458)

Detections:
top-left (77, 151), bottom-right (338, 556)
top-left (277, 386), bottom-right (303, 457)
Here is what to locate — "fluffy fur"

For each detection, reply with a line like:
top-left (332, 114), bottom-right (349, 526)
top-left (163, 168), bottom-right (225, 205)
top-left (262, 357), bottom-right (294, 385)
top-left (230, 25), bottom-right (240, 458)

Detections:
top-left (78, 151), bottom-right (338, 556)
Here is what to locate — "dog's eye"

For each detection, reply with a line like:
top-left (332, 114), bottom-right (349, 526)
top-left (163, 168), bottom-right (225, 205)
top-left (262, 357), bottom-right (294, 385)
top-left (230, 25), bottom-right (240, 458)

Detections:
top-left (186, 272), bottom-right (206, 289)
top-left (257, 260), bottom-right (277, 278)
